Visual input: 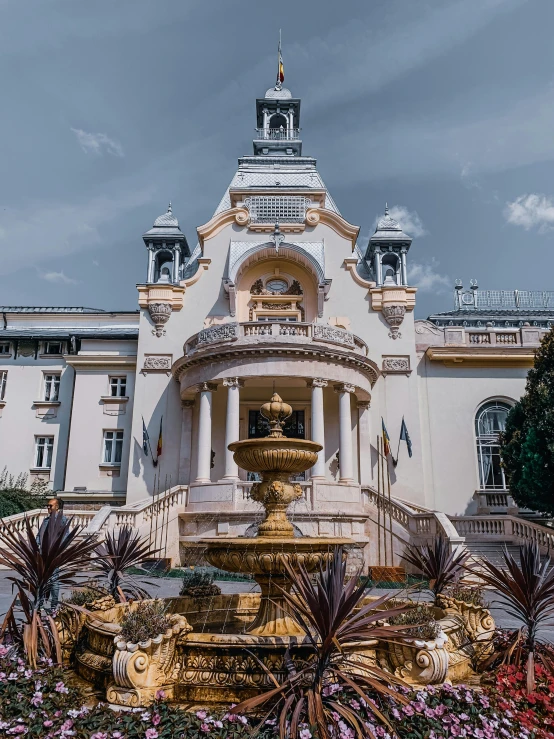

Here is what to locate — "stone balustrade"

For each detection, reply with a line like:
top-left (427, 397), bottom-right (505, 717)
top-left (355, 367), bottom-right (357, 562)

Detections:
top-left (443, 325), bottom-right (544, 347)
top-left (450, 514), bottom-right (554, 552)
top-left (184, 321), bottom-right (368, 357)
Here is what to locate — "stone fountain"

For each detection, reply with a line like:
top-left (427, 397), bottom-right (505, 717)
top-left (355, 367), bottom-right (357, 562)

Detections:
top-left (203, 393), bottom-right (351, 636)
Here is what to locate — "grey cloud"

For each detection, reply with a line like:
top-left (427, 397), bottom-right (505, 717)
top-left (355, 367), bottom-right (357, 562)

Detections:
top-left (71, 129), bottom-right (124, 157)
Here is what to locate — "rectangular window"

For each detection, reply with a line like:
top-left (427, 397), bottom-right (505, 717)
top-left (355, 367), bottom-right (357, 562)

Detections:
top-left (44, 374), bottom-right (61, 401)
top-left (109, 376), bottom-right (127, 397)
top-left (45, 342), bottom-right (63, 355)
top-left (103, 430), bottom-right (124, 465)
top-left (35, 436), bottom-right (54, 468)
top-left (257, 315), bottom-right (298, 322)
top-left (0, 342), bottom-right (10, 355)
top-left (477, 441), bottom-right (507, 490)
top-left (0, 371), bottom-right (7, 400)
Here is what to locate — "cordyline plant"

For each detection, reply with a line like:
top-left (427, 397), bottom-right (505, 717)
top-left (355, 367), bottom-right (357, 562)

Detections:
top-left (402, 536), bottom-right (470, 604)
top-left (0, 513), bottom-right (98, 667)
top-left (94, 525), bottom-right (160, 602)
top-left (233, 546), bottom-right (415, 739)
top-left (467, 540), bottom-right (554, 693)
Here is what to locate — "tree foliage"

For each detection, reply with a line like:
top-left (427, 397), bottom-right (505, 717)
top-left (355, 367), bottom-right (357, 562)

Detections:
top-left (0, 467), bottom-right (49, 518)
top-left (501, 328), bottom-right (554, 514)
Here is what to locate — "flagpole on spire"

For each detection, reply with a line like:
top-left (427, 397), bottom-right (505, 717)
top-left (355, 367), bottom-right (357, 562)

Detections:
top-left (275, 29), bottom-right (284, 91)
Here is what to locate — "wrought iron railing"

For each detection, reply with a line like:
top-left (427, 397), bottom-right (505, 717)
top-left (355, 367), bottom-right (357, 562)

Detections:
top-left (254, 128), bottom-right (300, 141)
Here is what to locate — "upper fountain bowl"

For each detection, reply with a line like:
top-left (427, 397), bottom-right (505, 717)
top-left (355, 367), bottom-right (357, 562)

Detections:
top-left (228, 437), bottom-right (322, 475)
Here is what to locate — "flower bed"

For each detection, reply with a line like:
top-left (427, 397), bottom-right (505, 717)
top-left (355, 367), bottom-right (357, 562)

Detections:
top-left (0, 648), bottom-right (544, 739)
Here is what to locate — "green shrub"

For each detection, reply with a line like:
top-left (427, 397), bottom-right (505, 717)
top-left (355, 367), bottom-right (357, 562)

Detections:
top-left (63, 585), bottom-right (109, 607)
top-left (0, 467), bottom-right (49, 517)
top-left (444, 582), bottom-right (488, 607)
top-left (388, 602), bottom-right (442, 640)
top-left (180, 568), bottom-right (222, 598)
top-left (119, 600), bottom-right (172, 643)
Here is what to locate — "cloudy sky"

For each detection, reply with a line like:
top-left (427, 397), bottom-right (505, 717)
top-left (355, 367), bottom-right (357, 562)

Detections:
top-left (1, 0), bottom-right (553, 318)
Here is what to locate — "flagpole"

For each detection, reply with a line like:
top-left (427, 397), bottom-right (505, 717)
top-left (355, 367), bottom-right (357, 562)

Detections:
top-left (387, 452), bottom-right (393, 566)
top-left (377, 436), bottom-right (382, 568)
top-left (396, 416), bottom-right (403, 465)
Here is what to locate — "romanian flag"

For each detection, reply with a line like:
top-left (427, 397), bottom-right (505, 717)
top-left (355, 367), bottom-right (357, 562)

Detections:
top-left (156, 416), bottom-right (163, 459)
top-left (276, 32), bottom-right (284, 86)
top-left (381, 418), bottom-right (391, 457)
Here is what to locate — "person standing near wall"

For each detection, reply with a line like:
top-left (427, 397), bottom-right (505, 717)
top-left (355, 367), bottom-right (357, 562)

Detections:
top-left (36, 497), bottom-right (68, 610)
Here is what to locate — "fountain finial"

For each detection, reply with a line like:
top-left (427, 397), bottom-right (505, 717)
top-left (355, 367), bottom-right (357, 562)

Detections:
top-left (260, 393), bottom-right (292, 437)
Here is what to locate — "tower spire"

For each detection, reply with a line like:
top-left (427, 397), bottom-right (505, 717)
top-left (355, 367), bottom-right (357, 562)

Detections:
top-left (275, 29), bottom-right (284, 91)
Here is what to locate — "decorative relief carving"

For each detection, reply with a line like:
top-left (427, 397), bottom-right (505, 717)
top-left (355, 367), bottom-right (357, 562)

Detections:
top-left (142, 355), bottom-right (172, 372)
top-left (261, 301), bottom-right (293, 310)
top-left (197, 323), bottom-right (239, 346)
top-left (309, 378), bottom-right (328, 388)
top-left (382, 305), bottom-right (406, 340)
top-left (196, 382), bottom-right (217, 393)
top-left (222, 377), bottom-right (243, 388)
top-left (17, 340), bottom-right (35, 358)
top-left (148, 302), bottom-right (172, 338)
top-left (382, 356), bottom-right (411, 374)
top-left (313, 324), bottom-right (355, 348)
top-left (415, 320), bottom-right (441, 336)
top-left (334, 383), bottom-right (356, 394)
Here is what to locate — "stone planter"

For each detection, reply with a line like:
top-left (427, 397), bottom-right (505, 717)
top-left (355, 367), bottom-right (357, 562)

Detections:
top-left (436, 594), bottom-right (495, 643)
top-left (107, 613), bottom-right (192, 707)
top-left (381, 630), bottom-right (449, 684)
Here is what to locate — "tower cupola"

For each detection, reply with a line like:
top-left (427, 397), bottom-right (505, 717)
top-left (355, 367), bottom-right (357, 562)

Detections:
top-left (142, 203), bottom-right (190, 284)
top-left (366, 204), bottom-right (413, 286)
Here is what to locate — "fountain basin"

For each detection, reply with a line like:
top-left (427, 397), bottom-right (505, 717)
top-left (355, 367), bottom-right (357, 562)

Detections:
top-left (204, 536), bottom-right (351, 636)
top-left (228, 437), bottom-right (321, 475)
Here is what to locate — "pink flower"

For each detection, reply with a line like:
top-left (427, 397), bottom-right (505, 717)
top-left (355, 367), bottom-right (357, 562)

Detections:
top-left (196, 710), bottom-right (207, 719)
top-left (145, 730), bottom-right (158, 739)
top-left (402, 705), bottom-right (415, 716)
top-left (300, 730), bottom-right (312, 739)
top-left (90, 733), bottom-right (108, 739)
top-left (450, 727), bottom-right (461, 737)
top-left (112, 734), bottom-right (123, 738)
top-left (31, 691), bottom-right (43, 706)
top-left (55, 681), bottom-right (68, 694)
top-left (43, 722), bottom-right (53, 729)
top-left (200, 723), bottom-right (211, 733)
top-left (155, 689), bottom-right (166, 700)
top-left (424, 707), bottom-right (436, 718)
top-left (152, 714), bottom-right (161, 726)
top-left (413, 701), bottom-right (426, 713)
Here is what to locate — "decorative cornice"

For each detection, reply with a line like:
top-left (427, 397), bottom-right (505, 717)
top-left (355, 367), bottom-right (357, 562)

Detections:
top-left (426, 346), bottom-right (535, 367)
top-left (172, 341), bottom-right (379, 387)
top-left (334, 382), bottom-right (356, 394)
top-left (342, 257), bottom-right (376, 289)
top-left (64, 355), bottom-right (137, 369)
top-left (182, 257), bottom-right (211, 288)
top-left (370, 285), bottom-right (417, 312)
top-left (197, 208), bottom-right (244, 248)
top-left (309, 209), bottom-right (360, 248)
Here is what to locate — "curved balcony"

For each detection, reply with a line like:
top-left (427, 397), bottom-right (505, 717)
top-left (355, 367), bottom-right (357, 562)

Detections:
top-left (173, 320), bottom-right (378, 391)
top-left (184, 321), bottom-right (368, 357)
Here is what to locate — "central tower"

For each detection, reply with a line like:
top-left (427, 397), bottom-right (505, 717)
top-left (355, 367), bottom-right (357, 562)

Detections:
top-left (253, 84), bottom-right (302, 157)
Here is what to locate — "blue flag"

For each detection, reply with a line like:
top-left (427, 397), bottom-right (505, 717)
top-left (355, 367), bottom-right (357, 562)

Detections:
top-left (142, 417), bottom-right (150, 455)
top-left (400, 417), bottom-right (412, 458)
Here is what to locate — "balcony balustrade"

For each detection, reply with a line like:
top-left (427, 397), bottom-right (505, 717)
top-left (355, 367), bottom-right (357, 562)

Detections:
top-left (184, 321), bottom-right (368, 357)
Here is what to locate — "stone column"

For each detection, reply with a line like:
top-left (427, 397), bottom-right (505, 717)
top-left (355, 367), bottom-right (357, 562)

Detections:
top-left (147, 245), bottom-right (155, 283)
top-left (400, 248), bottom-right (408, 286)
top-left (178, 399), bottom-right (194, 484)
top-left (309, 378), bottom-right (327, 479)
top-left (357, 400), bottom-right (372, 485)
top-left (222, 377), bottom-right (243, 479)
top-left (335, 383), bottom-right (356, 483)
top-left (173, 246), bottom-right (180, 283)
top-left (195, 382), bottom-right (217, 483)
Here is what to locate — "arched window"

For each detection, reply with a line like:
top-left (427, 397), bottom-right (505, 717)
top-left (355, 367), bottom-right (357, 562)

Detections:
top-left (475, 401), bottom-right (511, 489)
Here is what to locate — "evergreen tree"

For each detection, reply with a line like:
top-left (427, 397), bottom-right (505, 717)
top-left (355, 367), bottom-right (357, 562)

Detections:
top-left (501, 328), bottom-right (554, 514)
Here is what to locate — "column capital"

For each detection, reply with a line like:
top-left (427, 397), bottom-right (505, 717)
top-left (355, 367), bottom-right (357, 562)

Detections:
top-left (334, 382), bottom-right (356, 394)
top-left (181, 399), bottom-right (195, 408)
top-left (196, 382), bottom-right (217, 393)
top-left (307, 378), bottom-right (328, 388)
top-left (357, 400), bottom-right (371, 410)
top-left (222, 377), bottom-right (244, 388)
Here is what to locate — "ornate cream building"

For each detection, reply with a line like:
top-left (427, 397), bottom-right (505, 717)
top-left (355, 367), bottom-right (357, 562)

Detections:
top-left (1, 79), bottom-right (552, 564)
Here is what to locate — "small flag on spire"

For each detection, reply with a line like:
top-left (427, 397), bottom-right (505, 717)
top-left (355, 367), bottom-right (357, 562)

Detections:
top-left (276, 29), bottom-right (284, 89)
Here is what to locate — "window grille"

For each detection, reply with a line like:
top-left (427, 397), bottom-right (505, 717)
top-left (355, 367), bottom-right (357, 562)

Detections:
top-left (0, 343), bottom-right (10, 354)
top-left (244, 196), bottom-right (308, 224)
top-left (0, 371), bottom-right (6, 400)
top-left (103, 430), bottom-right (124, 465)
top-left (110, 376), bottom-right (127, 397)
top-left (44, 374), bottom-right (60, 401)
top-left (472, 290), bottom-right (554, 310)
top-left (35, 436), bottom-right (54, 468)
